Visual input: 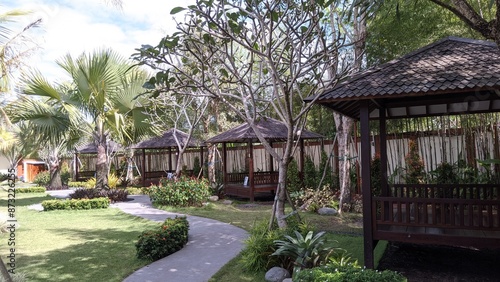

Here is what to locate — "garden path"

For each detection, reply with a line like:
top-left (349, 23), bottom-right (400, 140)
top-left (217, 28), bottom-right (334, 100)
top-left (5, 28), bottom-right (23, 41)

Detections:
top-left (45, 191), bottom-right (248, 282)
top-left (113, 195), bottom-right (249, 282)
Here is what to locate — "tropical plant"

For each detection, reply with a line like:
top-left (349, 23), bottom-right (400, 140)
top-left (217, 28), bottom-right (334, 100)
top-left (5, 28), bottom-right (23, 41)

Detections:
top-left (272, 230), bottom-right (336, 276)
top-left (16, 49), bottom-right (152, 190)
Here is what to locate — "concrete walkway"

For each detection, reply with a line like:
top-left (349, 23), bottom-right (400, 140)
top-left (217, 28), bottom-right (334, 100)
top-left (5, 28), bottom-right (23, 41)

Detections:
top-left (46, 190), bottom-right (248, 282)
top-left (114, 195), bottom-right (248, 282)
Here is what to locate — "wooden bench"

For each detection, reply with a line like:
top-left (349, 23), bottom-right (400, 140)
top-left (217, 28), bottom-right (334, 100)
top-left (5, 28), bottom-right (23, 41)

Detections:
top-left (224, 172), bottom-right (279, 201)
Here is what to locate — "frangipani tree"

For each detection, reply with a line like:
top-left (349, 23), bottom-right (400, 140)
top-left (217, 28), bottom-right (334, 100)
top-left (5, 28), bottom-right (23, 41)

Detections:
top-left (135, 0), bottom-right (352, 227)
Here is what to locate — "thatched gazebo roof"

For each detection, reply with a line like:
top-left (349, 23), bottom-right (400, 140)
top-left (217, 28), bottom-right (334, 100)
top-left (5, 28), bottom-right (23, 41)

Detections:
top-left (75, 140), bottom-right (122, 154)
top-left (132, 129), bottom-right (203, 149)
top-left (206, 117), bottom-right (323, 143)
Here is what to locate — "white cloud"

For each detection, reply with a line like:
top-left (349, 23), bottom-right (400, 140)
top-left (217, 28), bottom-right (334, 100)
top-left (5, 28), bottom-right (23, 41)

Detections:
top-left (2, 0), bottom-right (195, 82)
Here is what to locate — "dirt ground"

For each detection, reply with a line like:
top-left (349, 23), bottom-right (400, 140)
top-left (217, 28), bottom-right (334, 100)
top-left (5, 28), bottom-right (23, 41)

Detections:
top-left (377, 242), bottom-right (500, 282)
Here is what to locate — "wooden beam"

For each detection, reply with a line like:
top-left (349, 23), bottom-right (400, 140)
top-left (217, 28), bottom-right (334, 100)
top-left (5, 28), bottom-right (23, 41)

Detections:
top-left (141, 149), bottom-right (146, 187)
top-left (360, 100), bottom-right (375, 269)
top-left (249, 141), bottom-right (255, 202)
top-left (222, 143), bottom-right (228, 186)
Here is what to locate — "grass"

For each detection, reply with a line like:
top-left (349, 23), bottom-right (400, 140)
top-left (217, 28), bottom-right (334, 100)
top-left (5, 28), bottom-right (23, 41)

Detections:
top-left (0, 190), bottom-right (160, 282)
top-left (160, 198), bottom-right (388, 282)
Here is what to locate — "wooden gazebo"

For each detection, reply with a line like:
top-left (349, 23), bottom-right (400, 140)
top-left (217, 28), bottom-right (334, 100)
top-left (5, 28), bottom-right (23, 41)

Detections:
top-left (74, 141), bottom-right (122, 181)
top-left (206, 117), bottom-right (323, 201)
top-left (131, 129), bottom-right (204, 186)
top-left (311, 37), bottom-right (500, 268)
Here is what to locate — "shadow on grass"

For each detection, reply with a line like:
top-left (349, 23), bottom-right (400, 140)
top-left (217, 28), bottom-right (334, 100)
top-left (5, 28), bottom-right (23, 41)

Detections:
top-left (0, 194), bottom-right (53, 207)
top-left (19, 227), bottom-right (150, 282)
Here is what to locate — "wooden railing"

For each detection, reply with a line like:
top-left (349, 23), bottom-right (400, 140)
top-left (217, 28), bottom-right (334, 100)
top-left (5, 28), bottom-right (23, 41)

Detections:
top-left (226, 171), bottom-right (279, 185)
top-left (374, 184), bottom-right (500, 231)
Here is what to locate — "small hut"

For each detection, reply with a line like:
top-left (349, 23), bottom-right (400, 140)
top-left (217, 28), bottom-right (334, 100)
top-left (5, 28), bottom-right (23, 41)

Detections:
top-left (207, 118), bottom-right (323, 201)
top-left (132, 129), bottom-right (204, 186)
top-left (74, 141), bottom-right (122, 181)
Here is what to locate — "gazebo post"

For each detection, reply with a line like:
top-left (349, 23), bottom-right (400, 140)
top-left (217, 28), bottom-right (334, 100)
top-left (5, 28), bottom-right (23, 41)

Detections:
top-left (141, 148), bottom-right (146, 187)
top-left (74, 152), bottom-right (79, 181)
top-left (269, 141), bottom-right (274, 173)
top-left (168, 147), bottom-right (173, 173)
top-left (360, 100), bottom-right (375, 269)
top-left (380, 108), bottom-right (390, 222)
top-left (380, 108), bottom-right (389, 196)
top-left (299, 139), bottom-right (305, 181)
top-left (222, 142), bottom-right (228, 186)
top-left (248, 141), bottom-right (255, 201)
top-left (200, 146), bottom-right (204, 177)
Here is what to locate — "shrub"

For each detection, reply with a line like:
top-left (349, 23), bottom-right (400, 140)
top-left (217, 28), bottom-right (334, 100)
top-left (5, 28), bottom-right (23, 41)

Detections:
top-left (15, 187), bottom-right (46, 193)
top-left (147, 177), bottom-right (211, 207)
top-left (272, 230), bottom-right (336, 276)
top-left (70, 188), bottom-right (128, 202)
top-left (287, 159), bottom-right (302, 194)
top-left (404, 139), bottom-right (425, 184)
top-left (104, 189), bottom-right (129, 202)
top-left (41, 197), bottom-right (110, 211)
top-left (85, 174), bottom-right (120, 189)
top-left (125, 187), bottom-right (146, 195)
top-left (135, 216), bottom-right (189, 261)
top-left (304, 155), bottom-right (318, 189)
top-left (70, 188), bottom-right (102, 199)
top-left (240, 221), bottom-right (287, 272)
top-left (296, 185), bottom-right (338, 212)
top-left (67, 181), bottom-right (87, 188)
top-left (294, 263), bottom-right (406, 282)
top-left (33, 171), bottom-right (50, 186)
top-left (319, 150), bottom-right (334, 188)
top-left (240, 219), bottom-right (313, 273)
top-left (193, 156), bottom-right (201, 178)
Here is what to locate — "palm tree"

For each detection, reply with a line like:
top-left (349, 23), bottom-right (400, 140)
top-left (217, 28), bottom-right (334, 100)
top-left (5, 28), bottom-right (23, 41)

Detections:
top-left (18, 49), bottom-right (151, 189)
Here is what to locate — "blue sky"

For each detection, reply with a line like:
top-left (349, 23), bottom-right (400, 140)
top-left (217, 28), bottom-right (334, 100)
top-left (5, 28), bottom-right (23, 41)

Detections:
top-left (2, 0), bottom-right (195, 82)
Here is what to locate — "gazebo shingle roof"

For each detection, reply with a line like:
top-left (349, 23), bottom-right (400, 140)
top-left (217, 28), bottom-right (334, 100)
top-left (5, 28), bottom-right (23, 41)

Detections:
top-left (76, 141), bottom-right (122, 154)
top-left (206, 117), bottom-right (323, 143)
top-left (132, 129), bottom-right (202, 149)
top-left (310, 37), bottom-right (500, 119)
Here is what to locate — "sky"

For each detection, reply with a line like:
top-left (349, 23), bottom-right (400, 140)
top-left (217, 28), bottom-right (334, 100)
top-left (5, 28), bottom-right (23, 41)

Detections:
top-left (3, 0), bottom-right (195, 83)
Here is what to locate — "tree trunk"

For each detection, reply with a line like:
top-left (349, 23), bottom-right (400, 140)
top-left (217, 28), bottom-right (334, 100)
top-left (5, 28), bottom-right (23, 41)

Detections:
top-left (335, 113), bottom-right (354, 213)
top-left (95, 139), bottom-right (109, 190)
top-left (175, 148), bottom-right (185, 177)
top-left (126, 157), bottom-right (134, 183)
top-left (207, 144), bottom-right (216, 184)
top-left (48, 153), bottom-right (63, 190)
top-left (274, 161), bottom-right (288, 228)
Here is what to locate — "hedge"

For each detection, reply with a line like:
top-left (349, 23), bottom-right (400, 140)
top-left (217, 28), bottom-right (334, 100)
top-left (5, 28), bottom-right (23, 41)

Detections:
top-left (15, 187), bottom-right (46, 193)
top-left (41, 197), bottom-right (110, 211)
top-left (135, 216), bottom-right (189, 261)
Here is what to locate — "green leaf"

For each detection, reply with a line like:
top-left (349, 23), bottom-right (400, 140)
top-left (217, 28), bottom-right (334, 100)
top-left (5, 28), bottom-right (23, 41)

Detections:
top-left (170, 7), bottom-right (186, 14)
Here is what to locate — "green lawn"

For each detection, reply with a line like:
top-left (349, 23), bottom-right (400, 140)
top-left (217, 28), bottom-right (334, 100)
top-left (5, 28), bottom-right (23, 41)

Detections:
top-left (162, 199), bottom-right (388, 282)
top-left (0, 191), bottom-right (159, 282)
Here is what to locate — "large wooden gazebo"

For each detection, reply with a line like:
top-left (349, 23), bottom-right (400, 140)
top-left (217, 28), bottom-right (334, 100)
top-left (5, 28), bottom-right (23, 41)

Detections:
top-left (206, 117), bottom-right (323, 201)
top-left (131, 129), bottom-right (204, 186)
top-left (311, 37), bottom-right (500, 268)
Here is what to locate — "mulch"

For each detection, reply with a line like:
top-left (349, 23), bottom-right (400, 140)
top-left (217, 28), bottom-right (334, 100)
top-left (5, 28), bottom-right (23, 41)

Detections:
top-left (377, 242), bottom-right (500, 282)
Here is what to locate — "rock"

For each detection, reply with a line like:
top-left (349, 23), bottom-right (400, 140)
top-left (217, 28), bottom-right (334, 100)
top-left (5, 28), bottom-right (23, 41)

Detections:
top-left (318, 207), bottom-right (338, 215)
top-left (222, 200), bottom-right (233, 205)
top-left (265, 266), bottom-right (291, 282)
top-left (208, 195), bottom-right (219, 202)
top-left (283, 279), bottom-right (293, 282)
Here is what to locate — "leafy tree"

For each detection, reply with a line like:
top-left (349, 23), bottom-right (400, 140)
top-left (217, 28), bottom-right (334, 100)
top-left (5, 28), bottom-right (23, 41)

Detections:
top-left (134, 0), bottom-right (352, 227)
top-left (303, 155), bottom-right (318, 189)
top-left (18, 49), bottom-right (150, 190)
top-left (366, 0), bottom-right (480, 66)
